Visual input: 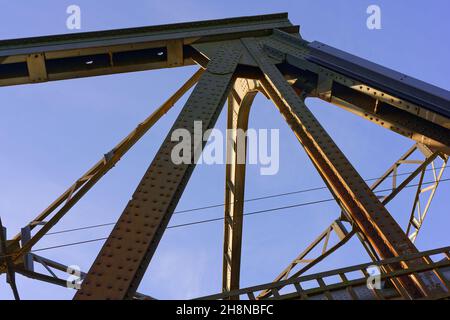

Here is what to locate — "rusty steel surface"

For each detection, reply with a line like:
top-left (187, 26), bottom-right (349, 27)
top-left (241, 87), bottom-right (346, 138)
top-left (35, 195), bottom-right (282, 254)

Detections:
top-left (258, 143), bottom-right (443, 299)
top-left (241, 38), bottom-right (442, 298)
top-left (74, 44), bottom-right (242, 299)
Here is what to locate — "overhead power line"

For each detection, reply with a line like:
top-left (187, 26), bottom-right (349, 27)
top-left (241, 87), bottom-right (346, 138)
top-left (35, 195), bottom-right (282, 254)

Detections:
top-left (46, 165), bottom-right (448, 236)
top-left (159, 164), bottom-right (449, 215)
top-left (30, 177), bottom-right (449, 253)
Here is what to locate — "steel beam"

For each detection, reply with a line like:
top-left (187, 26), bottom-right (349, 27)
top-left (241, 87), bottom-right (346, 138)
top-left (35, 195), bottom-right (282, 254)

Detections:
top-left (0, 13), bottom-right (297, 86)
top-left (349, 144), bottom-right (440, 261)
top-left (0, 219), bottom-right (20, 300)
top-left (12, 254), bottom-right (153, 299)
top-left (0, 69), bottom-right (204, 270)
top-left (259, 143), bottom-right (442, 298)
top-left (197, 246), bottom-right (450, 300)
top-left (407, 155), bottom-right (448, 242)
top-left (0, 14), bottom-right (448, 300)
top-left (258, 220), bottom-right (353, 299)
top-left (74, 43), bottom-right (242, 299)
top-left (348, 144), bottom-right (424, 262)
top-left (242, 37), bottom-right (444, 298)
top-left (16, 268), bottom-right (68, 288)
top-left (222, 79), bottom-right (258, 296)
top-left (17, 266), bottom-right (155, 299)
top-left (263, 31), bottom-right (450, 155)
top-left (327, 95), bottom-right (450, 155)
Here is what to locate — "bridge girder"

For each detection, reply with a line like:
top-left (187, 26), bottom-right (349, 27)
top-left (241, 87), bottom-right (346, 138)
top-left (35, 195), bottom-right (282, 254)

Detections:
top-left (0, 13), bottom-right (448, 300)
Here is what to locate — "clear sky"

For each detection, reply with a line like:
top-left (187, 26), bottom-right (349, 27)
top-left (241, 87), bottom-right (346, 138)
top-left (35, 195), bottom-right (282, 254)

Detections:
top-left (0, 1), bottom-right (449, 299)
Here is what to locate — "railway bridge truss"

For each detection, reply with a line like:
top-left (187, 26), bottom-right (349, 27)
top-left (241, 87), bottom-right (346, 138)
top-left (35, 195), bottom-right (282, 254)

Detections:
top-left (0, 13), bottom-right (449, 300)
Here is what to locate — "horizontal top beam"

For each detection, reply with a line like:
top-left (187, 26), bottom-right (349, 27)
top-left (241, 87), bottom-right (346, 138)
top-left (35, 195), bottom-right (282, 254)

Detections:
top-left (0, 13), bottom-right (298, 86)
top-left (0, 13), bottom-right (296, 58)
top-left (307, 41), bottom-right (450, 118)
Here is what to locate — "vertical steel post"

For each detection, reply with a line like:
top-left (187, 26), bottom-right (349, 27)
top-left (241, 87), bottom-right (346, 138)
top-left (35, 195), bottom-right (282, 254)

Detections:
top-left (222, 79), bottom-right (258, 296)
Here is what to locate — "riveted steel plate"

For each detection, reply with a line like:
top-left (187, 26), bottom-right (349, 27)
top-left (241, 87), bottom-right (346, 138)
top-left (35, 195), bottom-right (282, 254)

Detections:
top-left (242, 38), bottom-right (439, 297)
top-left (307, 41), bottom-right (450, 118)
top-left (74, 44), bottom-right (242, 300)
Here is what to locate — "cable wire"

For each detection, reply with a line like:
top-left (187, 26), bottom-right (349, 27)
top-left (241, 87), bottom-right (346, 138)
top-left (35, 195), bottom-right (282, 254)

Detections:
top-left (45, 165), bottom-right (448, 236)
top-left (30, 177), bottom-right (450, 253)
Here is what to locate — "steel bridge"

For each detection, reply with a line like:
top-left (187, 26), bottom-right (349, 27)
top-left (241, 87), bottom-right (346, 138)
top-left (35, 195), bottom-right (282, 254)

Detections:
top-left (0, 13), bottom-right (449, 300)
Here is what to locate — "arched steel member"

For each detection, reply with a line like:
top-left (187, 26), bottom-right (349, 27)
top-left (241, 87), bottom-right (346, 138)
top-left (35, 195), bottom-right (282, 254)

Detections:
top-left (222, 78), bottom-right (259, 296)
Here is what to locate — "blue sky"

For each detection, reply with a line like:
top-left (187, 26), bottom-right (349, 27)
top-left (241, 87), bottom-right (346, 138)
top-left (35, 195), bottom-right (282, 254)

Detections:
top-left (0, 1), bottom-right (449, 299)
